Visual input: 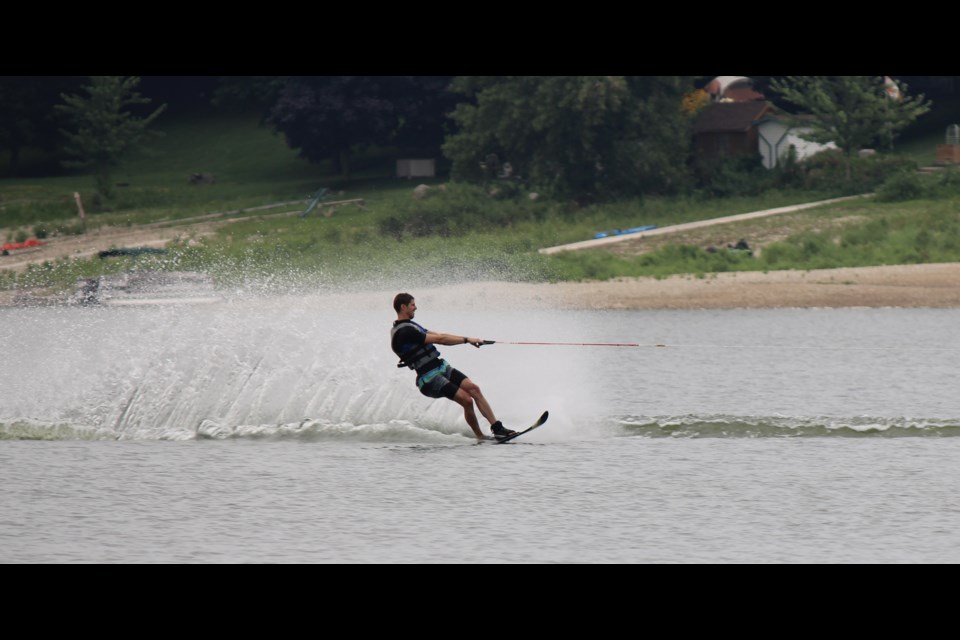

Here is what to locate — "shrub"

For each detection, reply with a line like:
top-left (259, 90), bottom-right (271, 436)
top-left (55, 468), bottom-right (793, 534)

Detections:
top-left (771, 145), bottom-right (803, 188)
top-left (796, 150), bottom-right (916, 194)
top-left (377, 182), bottom-right (543, 240)
top-left (841, 219), bottom-right (889, 248)
top-left (699, 154), bottom-right (772, 198)
top-left (55, 221), bottom-right (87, 236)
top-left (933, 166), bottom-right (960, 198)
top-left (876, 171), bottom-right (926, 202)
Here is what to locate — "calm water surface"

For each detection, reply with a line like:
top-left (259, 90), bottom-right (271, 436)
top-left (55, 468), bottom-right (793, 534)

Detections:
top-left (2, 296), bottom-right (958, 563)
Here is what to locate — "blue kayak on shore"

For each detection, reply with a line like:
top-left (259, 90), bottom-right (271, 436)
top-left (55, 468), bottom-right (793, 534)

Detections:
top-left (594, 225), bottom-right (657, 239)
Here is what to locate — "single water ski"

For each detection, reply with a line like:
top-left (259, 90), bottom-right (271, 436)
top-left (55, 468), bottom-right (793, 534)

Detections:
top-left (493, 411), bottom-right (549, 444)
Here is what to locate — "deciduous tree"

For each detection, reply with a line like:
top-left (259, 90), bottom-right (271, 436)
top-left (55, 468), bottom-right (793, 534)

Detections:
top-left (267, 76), bottom-right (455, 180)
top-left (769, 76), bottom-right (930, 180)
top-left (443, 76), bottom-right (697, 200)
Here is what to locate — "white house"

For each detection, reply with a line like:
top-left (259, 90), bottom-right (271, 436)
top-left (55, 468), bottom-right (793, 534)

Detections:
top-left (757, 116), bottom-right (837, 169)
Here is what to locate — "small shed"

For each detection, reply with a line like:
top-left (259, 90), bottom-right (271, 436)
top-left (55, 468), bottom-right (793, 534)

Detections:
top-left (936, 125), bottom-right (960, 164)
top-left (693, 101), bottom-right (773, 164)
top-left (756, 116), bottom-right (838, 169)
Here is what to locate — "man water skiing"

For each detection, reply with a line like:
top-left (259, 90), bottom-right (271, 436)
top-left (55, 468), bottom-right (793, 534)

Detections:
top-left (390, 293), bottom-right (516, 442)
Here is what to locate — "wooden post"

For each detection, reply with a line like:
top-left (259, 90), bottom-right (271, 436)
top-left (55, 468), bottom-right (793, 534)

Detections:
top-left (74, 192), bottom-right (87, 232)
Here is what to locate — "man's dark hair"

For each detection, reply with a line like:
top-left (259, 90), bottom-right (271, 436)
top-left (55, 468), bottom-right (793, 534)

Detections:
top-left (393, 292), bottom-right (414, 313)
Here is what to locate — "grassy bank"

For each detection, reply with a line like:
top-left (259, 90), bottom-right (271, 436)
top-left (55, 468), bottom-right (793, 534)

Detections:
top-left (547, 195), bottom-right (960, 280)
top-left (3, 108), bottom-right (960, 295)
top-left (0, 110), bottom-right (325, 232)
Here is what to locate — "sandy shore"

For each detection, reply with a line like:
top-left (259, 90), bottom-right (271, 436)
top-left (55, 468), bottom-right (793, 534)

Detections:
top-left (437, 263), bottom-right (960, 310)
top-left (3, 217), bottom-right (960, 309)
top-left (305, 263), bottom-right (960, 312)
top-left (4, 260), bottom-right (960, 311)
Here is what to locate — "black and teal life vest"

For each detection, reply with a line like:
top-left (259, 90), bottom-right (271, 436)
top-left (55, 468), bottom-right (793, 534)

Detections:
top-left (391, 320), bottom-right (442, 375)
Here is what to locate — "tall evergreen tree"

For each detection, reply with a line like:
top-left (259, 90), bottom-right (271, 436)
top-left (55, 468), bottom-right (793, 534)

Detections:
top-left (56, 76), bottom-right (166, 201)
top-left (769, 76), bottom-right (931, 180)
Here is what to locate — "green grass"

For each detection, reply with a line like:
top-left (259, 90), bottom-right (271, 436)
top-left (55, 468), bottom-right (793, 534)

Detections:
top-left (1, 109), bottom-right (327, 230)
top-left (5, 107), bottom-right (960, 294)
top-left (0, 108), bottom-right (456, 238)
top-left (545, 195), bottom-right (960, 280)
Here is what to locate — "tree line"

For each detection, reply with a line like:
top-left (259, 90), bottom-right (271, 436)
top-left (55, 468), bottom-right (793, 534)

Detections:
top-left (0, 76), bottom-right (936, 202)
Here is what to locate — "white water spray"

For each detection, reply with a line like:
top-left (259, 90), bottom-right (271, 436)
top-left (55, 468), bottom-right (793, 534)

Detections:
top-left (0, 282), bottom-right (601, 441)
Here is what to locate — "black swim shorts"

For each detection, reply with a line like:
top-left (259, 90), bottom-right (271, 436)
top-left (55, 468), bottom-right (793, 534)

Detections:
top-left (417, 361), bottom-right (467, 400)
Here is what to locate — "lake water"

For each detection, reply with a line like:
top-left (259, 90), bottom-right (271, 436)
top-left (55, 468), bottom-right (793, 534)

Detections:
top-left (2, 290), bottom-right (959, 563)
